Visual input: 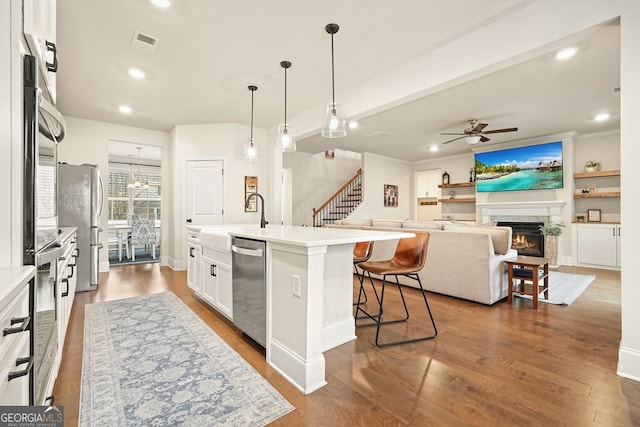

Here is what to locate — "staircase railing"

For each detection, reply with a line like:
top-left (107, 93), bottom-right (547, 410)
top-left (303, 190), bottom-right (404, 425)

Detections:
top-left (312, 169), bottom-right (362, 227)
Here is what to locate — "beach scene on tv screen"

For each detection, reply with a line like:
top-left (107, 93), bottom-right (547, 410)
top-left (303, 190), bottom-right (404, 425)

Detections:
top-left (475, 141), bottom-right (563, 192)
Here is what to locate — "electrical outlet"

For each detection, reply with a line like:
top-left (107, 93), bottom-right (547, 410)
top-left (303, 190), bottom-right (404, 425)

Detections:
top-left (292, 274), bottom-right (301, 298)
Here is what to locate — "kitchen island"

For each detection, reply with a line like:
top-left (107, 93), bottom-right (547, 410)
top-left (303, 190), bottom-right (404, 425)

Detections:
top-left (227, 225), bottom-right (413, 394)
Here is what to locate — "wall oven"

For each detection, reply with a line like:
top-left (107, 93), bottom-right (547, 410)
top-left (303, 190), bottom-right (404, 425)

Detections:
top-left (23, 53), bottom-right (66, 405)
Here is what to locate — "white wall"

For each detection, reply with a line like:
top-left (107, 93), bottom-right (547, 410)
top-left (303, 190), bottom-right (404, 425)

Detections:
top-left (619, 0), bottom-right (640, 382)
top-left (347, 153), bottom-right (412, 220)
top-left (283, 149), bottom-right (362, 226)
top-left (58, 117), bottom-right (170, 271)
top-left (169, 123), bottom-right (271, 269)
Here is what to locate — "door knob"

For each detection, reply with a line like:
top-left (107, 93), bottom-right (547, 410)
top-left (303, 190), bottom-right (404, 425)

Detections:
top-left (186, 218), bottom-right (192, 223)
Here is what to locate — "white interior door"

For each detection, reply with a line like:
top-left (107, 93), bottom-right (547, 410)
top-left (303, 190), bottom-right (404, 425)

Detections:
top-left (186, 160), bottom-right (224, 226)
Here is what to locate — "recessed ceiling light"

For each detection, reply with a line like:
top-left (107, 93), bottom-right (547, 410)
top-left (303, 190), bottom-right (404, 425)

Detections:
top-left (348, 121), bottom-right (359, 129)
top-left (119, 105), bottom-right (132, 114)
top-left (150, 0), bottom-right (173, 8)
top-left (594, 113), bottom-right (610, 122)
top-left (128, 67), bottom-right (146, 79)
top-left (430, 145), bottom-right (439, 152)
top-left (556, 47), bottom-right (577, 60)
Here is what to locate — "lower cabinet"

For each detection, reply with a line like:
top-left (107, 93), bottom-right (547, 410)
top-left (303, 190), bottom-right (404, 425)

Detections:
top-left (187, 241), bottom-right (202, 294)
top-left (576, 223), bottom-right (621, 268)
top-left (201, 247), bottom-right (233, 320)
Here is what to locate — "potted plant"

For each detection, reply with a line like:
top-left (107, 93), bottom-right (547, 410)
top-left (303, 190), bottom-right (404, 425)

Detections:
top-left (576, 215), bottom-right (585, 223)
top-left (539, 221), bottom-right (565, 266)
top-left (584, 160), bottom-right (601, 173)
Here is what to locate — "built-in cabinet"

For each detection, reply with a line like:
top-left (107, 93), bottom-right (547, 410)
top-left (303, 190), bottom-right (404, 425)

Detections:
top-left (186, 228), bottom-right (233, 321)
top-left (0, 267), bottom-right (35, 405)
top-left (437, 182), bottom-right (476, 203)
top-left (57, 230), bottom-right (78, 362)
top-left (22, 0), bottom-right (58, 103)
top-left (575, 223), bottom-right (621, 268)
top-left (201, 247), bottom-right (233, 320)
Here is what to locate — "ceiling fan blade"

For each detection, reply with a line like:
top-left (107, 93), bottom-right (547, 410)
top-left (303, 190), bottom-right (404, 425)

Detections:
top-left (480, 136), bottom-right (490, 143)
top-left (441, 136), bottom-right (465, 145)
top-left (437, 132), bottom-right (465, 136)
top-left (481, 127), bottom-right (518, 134)
top-left (471, 122), bottom-right (488, 133)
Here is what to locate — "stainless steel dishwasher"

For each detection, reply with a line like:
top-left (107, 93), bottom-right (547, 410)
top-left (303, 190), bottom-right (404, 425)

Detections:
top-left (231, 237), bottom-right (266, 347)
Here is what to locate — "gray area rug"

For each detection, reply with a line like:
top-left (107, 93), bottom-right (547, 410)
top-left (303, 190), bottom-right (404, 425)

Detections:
top-left (515, 271), bottom-right (596, 305)
top-left (80, 292), bottom-right (294, 426)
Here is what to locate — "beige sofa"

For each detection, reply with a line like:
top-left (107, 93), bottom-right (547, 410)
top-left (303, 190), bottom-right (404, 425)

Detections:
top-left (327, 219), bottom-right (518, 305)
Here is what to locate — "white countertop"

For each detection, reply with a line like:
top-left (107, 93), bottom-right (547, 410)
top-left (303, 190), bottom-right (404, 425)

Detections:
top-left (228, 225), bottom-right (412, 247)
top-left (0, 266), bottom-right (35, 310)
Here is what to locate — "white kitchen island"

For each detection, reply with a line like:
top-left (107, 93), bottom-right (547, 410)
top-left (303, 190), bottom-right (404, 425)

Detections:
top-left (227, 225), bottom-right (413, 394)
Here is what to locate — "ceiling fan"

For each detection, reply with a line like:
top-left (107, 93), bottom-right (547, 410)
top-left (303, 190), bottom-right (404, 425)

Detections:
top-left (438, 119), bottom-right (518, 145)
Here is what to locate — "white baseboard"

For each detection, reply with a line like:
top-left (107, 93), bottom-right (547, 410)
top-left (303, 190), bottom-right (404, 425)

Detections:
top-left (618, 345), bottom-right (640, 382)
top-left (268, 338), bottom-right (327, 395)
top-left (323, 317), bottom-right (356, 352)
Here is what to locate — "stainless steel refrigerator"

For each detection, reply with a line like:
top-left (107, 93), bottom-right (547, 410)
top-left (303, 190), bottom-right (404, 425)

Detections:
top-left (58, 163), bottom-right (103, 292)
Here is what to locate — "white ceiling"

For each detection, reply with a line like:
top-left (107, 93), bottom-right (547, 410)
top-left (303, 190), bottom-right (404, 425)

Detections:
top-left (56, 1), bottom-right (620, 162)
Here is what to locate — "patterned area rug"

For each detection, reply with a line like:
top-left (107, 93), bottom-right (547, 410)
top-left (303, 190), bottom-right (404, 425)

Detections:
top-left (80, 292), bottom-right (294, 426)
top-left (515, 271), bottom-right (596, 305)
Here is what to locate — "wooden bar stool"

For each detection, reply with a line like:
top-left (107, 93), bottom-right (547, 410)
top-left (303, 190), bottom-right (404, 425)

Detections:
top-left (353, 241), bottom-right (376, 308)
top-left (355, 232), bottom-right (437, 347)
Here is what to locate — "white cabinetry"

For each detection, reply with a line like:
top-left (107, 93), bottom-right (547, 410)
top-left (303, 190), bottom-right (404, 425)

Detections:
top-left (186, 230), bottom-right (202, 294)
top-left (201, 247), bottom-right (233, 320)
top-left (57, 230), bottom-right (78, 360)
top-left (576, 223), bottom-right (621, 268)
top-left (0, 266), bottom-right (35, 406)
top-left (23, 0), bottom-right (58, 102)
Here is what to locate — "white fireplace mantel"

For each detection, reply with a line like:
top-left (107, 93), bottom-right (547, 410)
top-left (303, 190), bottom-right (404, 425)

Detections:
top-left (477, 201), bottom-right (566, 223)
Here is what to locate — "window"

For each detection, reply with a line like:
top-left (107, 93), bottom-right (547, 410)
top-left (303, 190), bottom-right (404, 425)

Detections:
top-left (108, 162), bottom-right (161, 223)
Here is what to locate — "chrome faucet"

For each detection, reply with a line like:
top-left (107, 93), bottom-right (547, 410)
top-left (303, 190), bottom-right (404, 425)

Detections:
top-left (245, 193), bottom-right (268, 228)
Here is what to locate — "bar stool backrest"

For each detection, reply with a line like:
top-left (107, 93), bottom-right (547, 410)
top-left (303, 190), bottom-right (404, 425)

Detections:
top-left (353, 241), bottom-right (374, 263)
top-left (390, 232), bottom-right (430, 271)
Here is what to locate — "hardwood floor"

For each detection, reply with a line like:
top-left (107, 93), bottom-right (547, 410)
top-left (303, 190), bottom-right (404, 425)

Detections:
top-left (53, 263), bottom-right (640, 426)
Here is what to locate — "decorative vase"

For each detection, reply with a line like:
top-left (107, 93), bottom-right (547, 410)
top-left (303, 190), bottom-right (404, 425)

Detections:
top-left (584, 167), bottom-right (596, 173)
top-left (545, 235), bottom-right (558, 266)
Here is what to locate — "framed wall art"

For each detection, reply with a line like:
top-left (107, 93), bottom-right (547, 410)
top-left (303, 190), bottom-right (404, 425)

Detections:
top-left (245, 176), bottom-right (258, 212)
top-left (384, 184), bottom-right (398, 207)
top-left (587, 208), bottom-right (601, 222)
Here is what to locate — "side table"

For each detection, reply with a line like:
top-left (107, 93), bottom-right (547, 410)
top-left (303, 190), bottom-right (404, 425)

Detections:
top-left (505, 256), bottom-right (549, 309)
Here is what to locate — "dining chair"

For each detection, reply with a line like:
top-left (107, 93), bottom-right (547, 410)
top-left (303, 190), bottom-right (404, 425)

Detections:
top-left (355, 232), bottom-right (437, 347)
top-left (353, 241), bottom-right (377, 310)
top-left (107, 228), bottom-right (128, 261)
top-left (129, 216), bottom-right (157, 261)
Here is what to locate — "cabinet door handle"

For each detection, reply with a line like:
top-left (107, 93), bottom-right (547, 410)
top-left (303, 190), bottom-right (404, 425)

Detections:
top-left (189, 247), bottom-right (194, 258)
top-left (612, 227), bottom-right (616, 237)
top-left (45, 41), bottom-right (58, 72)
top-left (210, 264), bottom-right (217, 277)
top-left (61, 278), bottom-right (69, 297)
top-left (68, 264), bottom-right (75, 278)
top-left (618, 227), bottom-right (621, 237)
top-left (8, 356), bottom-right (34, 381)
top-left (3, 316), bottom-right (30, 336)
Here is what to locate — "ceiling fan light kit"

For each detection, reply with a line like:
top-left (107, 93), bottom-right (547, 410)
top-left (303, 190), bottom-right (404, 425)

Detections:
top-left (439, 119), bottom-right (518, 145)
top-left (321, 23), bottom-right (347, 138)
top-left (244, 85), bottom-right (259, 162)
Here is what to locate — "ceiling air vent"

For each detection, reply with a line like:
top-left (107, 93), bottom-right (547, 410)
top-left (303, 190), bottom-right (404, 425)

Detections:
top-left (131, 30), bottom-right (159, 53)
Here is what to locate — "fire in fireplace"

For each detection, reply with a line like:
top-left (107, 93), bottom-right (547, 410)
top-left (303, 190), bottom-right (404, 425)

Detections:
top-left (497, 221), bottom-right (545, 257)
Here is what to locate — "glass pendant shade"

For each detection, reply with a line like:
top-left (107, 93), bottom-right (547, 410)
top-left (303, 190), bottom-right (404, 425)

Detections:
top-left (244, 138), bottom-right (258, 162)
top-left (321, 103), bottom-right (346, 138)
top-left (277, 123), bottom-right (296, 152)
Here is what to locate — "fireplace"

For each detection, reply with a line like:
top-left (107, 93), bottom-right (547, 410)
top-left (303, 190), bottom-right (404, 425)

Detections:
top-left (498, 221), bottom-right (544, 257)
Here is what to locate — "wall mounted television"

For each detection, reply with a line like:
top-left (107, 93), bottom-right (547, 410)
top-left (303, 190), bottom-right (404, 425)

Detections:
top-left (475, 141), bottom-right (563, 192)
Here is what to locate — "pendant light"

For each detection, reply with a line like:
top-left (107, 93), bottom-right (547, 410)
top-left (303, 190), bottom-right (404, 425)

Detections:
top-left (244, 85), bottom-right (259, 162)
top-left (127, 147), bottom-right (149, 188)
top-left (321, 23), bottom-right (346, 138)
top-left (276, 61), bottom-right (296, 152)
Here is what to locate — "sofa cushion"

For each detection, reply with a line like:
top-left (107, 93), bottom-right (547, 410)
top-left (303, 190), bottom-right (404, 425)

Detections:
top-left (370, 219), bottom-right (403, 228)
top-left (442, 224), bottom-right (512, 255)
top-left (402, 221), bottom-right (442, 230)
top-left (336, 219), bottom-right (372, 226)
